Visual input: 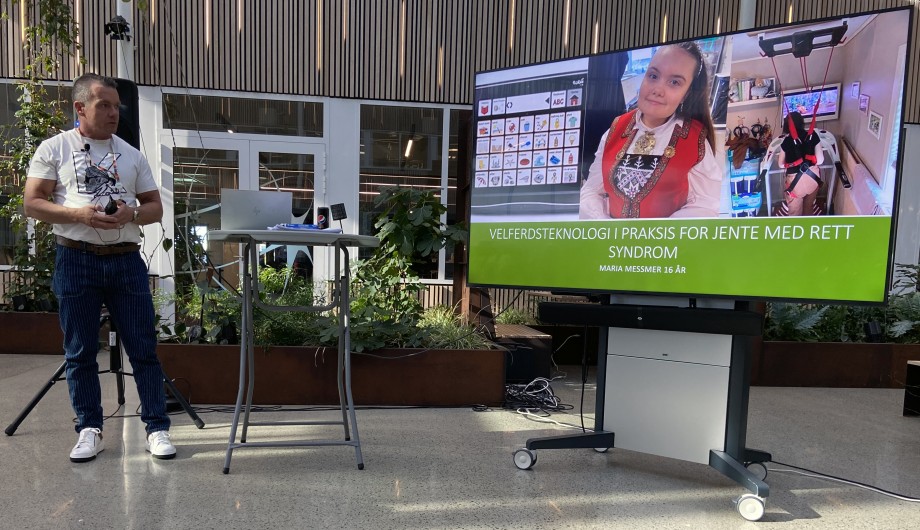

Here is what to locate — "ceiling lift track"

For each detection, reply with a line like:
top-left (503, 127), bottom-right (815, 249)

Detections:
top-left (758, 22), bottom-right (847, 58)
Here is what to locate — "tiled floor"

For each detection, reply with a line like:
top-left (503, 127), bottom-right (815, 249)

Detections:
top-left (2, 353), bottom-right (918, 529)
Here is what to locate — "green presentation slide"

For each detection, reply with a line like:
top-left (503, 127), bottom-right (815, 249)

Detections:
top-left (469, 216), bottom-right (892, 302)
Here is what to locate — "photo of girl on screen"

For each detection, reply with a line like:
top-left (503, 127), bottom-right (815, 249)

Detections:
top-left (774, 111), bottom-right (825, 216)
top-left (579, 41), bottom-right (723, 219)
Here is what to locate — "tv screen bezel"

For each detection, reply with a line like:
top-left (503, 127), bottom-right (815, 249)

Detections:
top-left (466, 6), bottom-right (913, 306)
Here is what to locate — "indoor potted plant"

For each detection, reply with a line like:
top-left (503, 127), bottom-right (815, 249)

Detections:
top-left (755, 263), bottom-right (920, 387)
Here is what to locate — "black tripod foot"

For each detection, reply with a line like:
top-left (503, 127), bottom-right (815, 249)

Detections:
top-left (163, 375), bottom-right (205, 429)
top-left (5, 361), bottom-right (67, 436)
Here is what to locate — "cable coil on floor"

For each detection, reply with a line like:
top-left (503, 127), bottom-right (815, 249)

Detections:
top-left (503, 377), bottom-right (573, 413)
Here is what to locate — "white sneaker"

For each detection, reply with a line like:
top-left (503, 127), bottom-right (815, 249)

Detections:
top-left (70, 428), bottom-right (104, 463)
top-left (146, 430), bottom-right (176, 459)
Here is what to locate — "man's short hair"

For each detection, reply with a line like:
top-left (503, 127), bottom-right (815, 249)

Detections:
top-left (72, 74), bottom-right (118, 105)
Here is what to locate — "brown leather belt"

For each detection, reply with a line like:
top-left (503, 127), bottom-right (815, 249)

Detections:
top-left (56, 236), bottom-right (140, 255)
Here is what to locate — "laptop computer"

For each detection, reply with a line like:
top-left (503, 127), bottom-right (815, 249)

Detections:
top-left (219, 189), bottom-right (293, 230)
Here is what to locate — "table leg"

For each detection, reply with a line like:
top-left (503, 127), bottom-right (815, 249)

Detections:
top-left (241, 242), bottom-right (259, 443)
top-left (332, 248), bottom-right (351, 441)
top-left (224, 242), bottom-right (253, 474)
top-left (341, 245), bottom-right (364, 469)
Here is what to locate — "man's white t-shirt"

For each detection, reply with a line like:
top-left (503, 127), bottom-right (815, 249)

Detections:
top-left (28, 128), bottom-right (157, 245)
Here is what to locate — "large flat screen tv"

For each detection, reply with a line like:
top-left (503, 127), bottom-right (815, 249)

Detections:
top-left (467, 8), bottom-right (911, 304)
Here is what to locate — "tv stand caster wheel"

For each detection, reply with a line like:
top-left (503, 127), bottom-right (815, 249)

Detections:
top-left (734, 493), bottom-right (765, 521)
top-left (513, 448), bottom-right (536, 470)
top-left (593, 447), bottom-right (609, 453)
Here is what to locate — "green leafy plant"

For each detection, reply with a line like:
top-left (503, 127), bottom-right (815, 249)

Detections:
top-left (253, 267), bottom-right (327, 347)
top-left (495, 306), bottom-right (539, 326)
top-left (886, 290), bottom-right (920, 344)
top-left (157, 283), bottom-right (241, 344)
top-left (763, 263), bottom-right (920, 344)
top-left (372, 186), bottom-right (467, 277)
top-left (892, 263), bottom-right (920, 293)
top-left (0, 0), bottom-right (84, 311)
top-left (324, 251), bottom-right (425, 352)
top-left (417, 305), bottom-right (494, 350)
top-left (763, 303), bottom-right (831, 342)
top-left (319, 186), bottom-right (478, 352)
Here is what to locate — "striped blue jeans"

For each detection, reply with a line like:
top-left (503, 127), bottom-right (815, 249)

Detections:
top-left (53, 245), bottom-right (170, 434)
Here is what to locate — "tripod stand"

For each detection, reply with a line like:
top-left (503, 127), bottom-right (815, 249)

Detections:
top-left (5, 311), bottom-right (204, 436)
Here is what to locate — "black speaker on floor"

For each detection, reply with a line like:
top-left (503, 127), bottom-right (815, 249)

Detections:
top-left (114, 77), bottom-right (140, 150)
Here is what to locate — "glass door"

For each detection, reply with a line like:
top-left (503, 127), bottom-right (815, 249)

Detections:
top-left (167, 136), bottom-right (248, 300)
top-left (163, 137), bottom-right (325, 295)
top-left (249, 141), bottom-right (324, 279)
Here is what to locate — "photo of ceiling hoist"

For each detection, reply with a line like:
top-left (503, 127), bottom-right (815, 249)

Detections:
top-left (756, 22), bottom-right (853, 216)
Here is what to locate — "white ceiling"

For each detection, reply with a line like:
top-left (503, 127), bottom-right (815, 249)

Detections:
top-left (731, 14), bottom-right (874, 62)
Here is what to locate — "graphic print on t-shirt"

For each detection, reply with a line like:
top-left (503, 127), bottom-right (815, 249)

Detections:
top-left (72, 149), bottom-right (126, 200)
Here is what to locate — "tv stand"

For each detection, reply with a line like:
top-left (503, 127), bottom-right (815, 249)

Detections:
top-left (512, 300), bottom-right (771, 521)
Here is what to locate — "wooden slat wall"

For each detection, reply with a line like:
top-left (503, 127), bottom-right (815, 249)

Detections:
top-left (0, 0), bottom-right (83, 80)
top-left (474, 0), bottom-right (737, 72)
top-left (131, 0), bottom-right (478, 102)
top-left (1, 0), bottom-right (918, 122)
top-left (0, 1), bottom-right (26, 77)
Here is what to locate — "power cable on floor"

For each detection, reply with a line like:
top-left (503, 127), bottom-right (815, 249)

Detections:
top-left (768, 459), bottom-right (920, 503)
top-left (514, 408), bottom-right (587, 430)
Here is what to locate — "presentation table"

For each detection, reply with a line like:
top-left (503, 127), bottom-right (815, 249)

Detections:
top-left (208, 229), bottom-right (379, 473)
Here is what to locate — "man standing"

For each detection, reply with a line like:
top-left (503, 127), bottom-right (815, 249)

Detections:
top-left (24, 73), bottom-right (176, 462)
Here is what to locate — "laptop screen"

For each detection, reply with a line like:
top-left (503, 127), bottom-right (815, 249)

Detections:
top-left (219, 189), bottom-right (293, 230)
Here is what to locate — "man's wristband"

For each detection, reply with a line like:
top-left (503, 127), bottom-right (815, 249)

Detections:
top-left (132, 207), bottom-right (140, 223)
